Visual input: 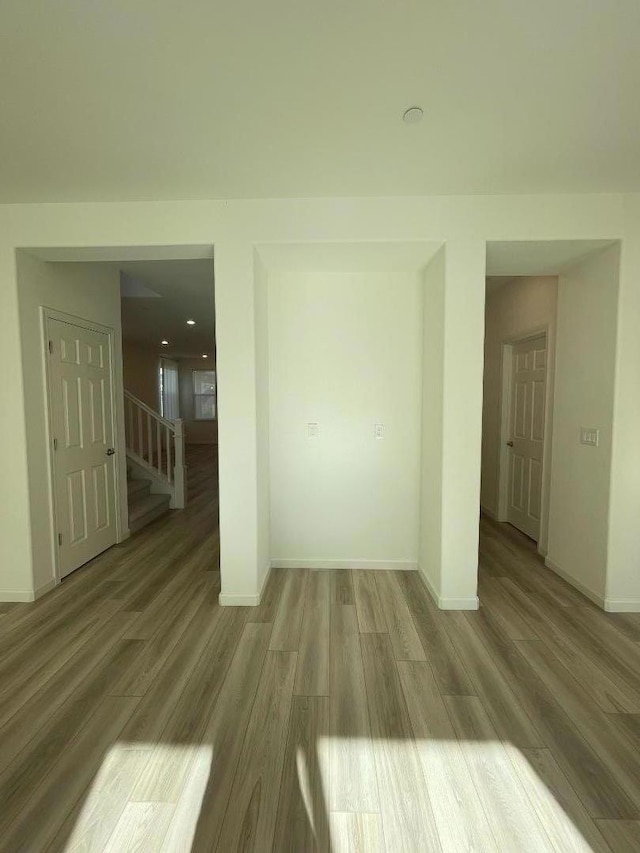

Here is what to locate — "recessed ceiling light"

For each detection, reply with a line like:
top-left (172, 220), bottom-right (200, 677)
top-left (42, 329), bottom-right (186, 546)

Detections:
top-left (202, 354), bottom-right (208, 358)
top-left (161, 340), bottom-right (169, 345)
top-left (186, 319), bottom-right (196, 326)
top-left (402, 106), bottom-right (423, 124)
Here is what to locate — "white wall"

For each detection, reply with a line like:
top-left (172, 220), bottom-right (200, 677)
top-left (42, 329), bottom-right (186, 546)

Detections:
top-left (481, 276), bottom-right (558, 553)
top-left (267, 269), bottom-right (423, 567)
top-left (547, 244), bottom-right (620, 604)
top-left (214, 241), bottom-right (262, 605)
top-left (419, 248), bottom-right (445, 593)
top-left (122, 340), bottom-right (160, 411)
top-left (438, 241), bottom-right (487, 608)
top-left (608, 197), bottom-right (640, 609)
top-left (0, 194), bottom-right (637, 609)
top-left (254, 251), bottom-right (271, 590)
top-left (419, 242), bottom-right (487, 610)
top-left (14, 253), bottom-right (127, 598)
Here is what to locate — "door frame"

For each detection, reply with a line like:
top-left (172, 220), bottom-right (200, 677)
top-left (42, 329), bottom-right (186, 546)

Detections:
top-left (42, 307), bottom-right (125, 583)
top-left (496, 325), bottom-right (554, 554)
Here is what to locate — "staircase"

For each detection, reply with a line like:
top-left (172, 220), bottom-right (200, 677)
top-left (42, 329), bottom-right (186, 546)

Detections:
top-left (127, 472), bottom-right (172, 532)
top-left (124, 390), bottom-right (187, 534)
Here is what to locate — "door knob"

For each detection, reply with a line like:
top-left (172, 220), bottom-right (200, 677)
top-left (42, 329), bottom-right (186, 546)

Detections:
top-left (106, 448), bottom-right (116, 456)
top-left (506, 441), bottom-right (514, 447)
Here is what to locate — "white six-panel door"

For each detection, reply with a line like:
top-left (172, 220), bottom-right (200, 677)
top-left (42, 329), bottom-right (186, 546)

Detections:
top-left (47, 317), bottom-right (118, 577)
top-left (507, 335), bottom-right (547, 541)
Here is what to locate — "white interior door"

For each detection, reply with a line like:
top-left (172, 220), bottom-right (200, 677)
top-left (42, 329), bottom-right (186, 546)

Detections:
top-left (507, 335), bottom-right (547, 541)
top-left (47, 317), bottom-right (118, 578)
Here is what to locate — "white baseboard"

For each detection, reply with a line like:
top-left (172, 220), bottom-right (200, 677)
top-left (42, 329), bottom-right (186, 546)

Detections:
top-left (604, 598), bottom-right (640, 613)
top-left (258, 562), bottom-right (272, 601)
top-left (417, 567), bottom-right (479, 611)
top-left (0, 588), bottom-right (37, 602)
top-left (438, 596), bottom-right (480, 610)
top-left (219, 591), bottom-right (262, 606)
top-left (270, 559), bottom-right (417, 571)
top-left (34, 578), bottom-right (57, 600)
top-left (1, 578), bottom-right (57, 602)
top-left (219, 561), bottom-right (271, 607)
top-left (544, 557), bottom-right (605, 608)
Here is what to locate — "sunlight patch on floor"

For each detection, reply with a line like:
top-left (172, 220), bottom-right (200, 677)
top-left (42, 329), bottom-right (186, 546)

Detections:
top-left (316, 736), bottom-right (602, 853)
top-left (63, 743), bottom-right (213, 852)
top-left (63, 736), bottom-right (604, 851)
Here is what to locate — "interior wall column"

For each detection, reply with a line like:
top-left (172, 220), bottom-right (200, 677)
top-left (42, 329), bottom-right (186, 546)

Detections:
top-left (214, 241), bottom-right (262, 605)
top-left (606, 203), bottom-right (640, 611)
top-left (440, 239), bottom-right (486, 608)
top-left (0, 247), bottom-right (35, 600)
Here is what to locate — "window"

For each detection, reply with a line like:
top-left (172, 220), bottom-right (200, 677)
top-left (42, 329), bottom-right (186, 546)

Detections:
top-left (193, 369), bottom-right (216, 420)
top-left (159, 359), bottom-right (180, 420)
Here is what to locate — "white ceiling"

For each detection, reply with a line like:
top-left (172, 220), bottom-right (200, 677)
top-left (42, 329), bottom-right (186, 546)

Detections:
top-left (119, 259), bottom-right (215, 358)
top-left (1, 2), bottom-right (639, 202)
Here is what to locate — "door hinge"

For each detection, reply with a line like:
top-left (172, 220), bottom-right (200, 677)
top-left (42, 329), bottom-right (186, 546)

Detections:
top-left (48, 340), bottom-right (53, 355)
top-left (53, 437), bottom-right (58, 451)
top-left (58, 533), bottom-right (63, 547)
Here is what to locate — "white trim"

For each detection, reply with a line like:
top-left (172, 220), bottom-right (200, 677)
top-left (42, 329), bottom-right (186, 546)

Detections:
top-left (219, 592), bottom-right (262, 606)
top-left (497, 342), bottom-right (514, 522)
top-left (270, 558), bottom-right (418, 571)
top-left (604, 598), bottom-right (640, 613)
top-left (439, 597), bottom-right (480, 610)
top-left (125, 388), bottom-right (175, 429)
top-left (258, 561), bottom-right (272, 600)
top-left (417, 566), bottom-right (479, 610)
top-left (544, 557), bottom-right (605, 608)
top-left (34, 578), bottom-right (58, 599)
top-left (0, 579), bottom-right (57, 602)
top-left (418, 568), bottom-right (439, 605)
top-left (0, 589), bottom-right (37, 602)
top-left (219, 561), bottom-right (271, 607)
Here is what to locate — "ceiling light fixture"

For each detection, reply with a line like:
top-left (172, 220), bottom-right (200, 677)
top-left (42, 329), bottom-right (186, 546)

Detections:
top-left (161, 340), bottom-right (169, 345)
top-left (202, 354), bottom-right (208, 358)
top-left (186, 319), bottom-right (196, 325)
top-left (402, 106), bottom-right (423, 124)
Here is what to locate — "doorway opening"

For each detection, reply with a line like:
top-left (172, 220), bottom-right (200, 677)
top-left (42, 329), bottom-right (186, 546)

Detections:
top-left (478, 238), bottom-right (621, 612)
top-left (18, 244), bottom-right (218, 590)
top-left (120, 258), bottom-right (217, 536)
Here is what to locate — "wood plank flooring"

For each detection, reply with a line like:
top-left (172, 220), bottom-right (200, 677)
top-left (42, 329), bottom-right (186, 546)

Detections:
top-left (2, 462), bottom-right (640, 851)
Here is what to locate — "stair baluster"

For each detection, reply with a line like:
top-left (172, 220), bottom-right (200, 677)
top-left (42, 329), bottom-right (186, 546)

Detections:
top-left (123, 390), bottom-right (185, 510)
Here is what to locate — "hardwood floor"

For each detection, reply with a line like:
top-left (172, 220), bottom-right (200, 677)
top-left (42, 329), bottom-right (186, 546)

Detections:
top-left (2, 464), bottom-right (640, 851)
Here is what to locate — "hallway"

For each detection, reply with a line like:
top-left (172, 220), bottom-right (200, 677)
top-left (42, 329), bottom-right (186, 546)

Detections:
top-left (0, 466), bottom-right (639, 849)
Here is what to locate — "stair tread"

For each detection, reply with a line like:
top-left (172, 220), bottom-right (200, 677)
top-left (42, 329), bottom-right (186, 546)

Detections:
top-left (128, 491), bottom-right (171, 525)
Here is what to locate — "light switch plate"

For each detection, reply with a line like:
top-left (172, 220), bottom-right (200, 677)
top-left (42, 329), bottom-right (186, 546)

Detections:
top-left (374, 424), bottom-right (385, 440)
top-left (580, 427), bottom-right (599, 447)
top-left (307, 422), bottom-right (319, 439)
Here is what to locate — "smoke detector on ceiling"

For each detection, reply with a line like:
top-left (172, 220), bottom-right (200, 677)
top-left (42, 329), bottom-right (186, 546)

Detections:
top-left (402, 106), bottom-right (423, 124)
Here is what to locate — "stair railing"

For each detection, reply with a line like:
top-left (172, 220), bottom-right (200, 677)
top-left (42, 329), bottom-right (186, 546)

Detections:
top-left (124, 390), bottom-right (186, 509)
